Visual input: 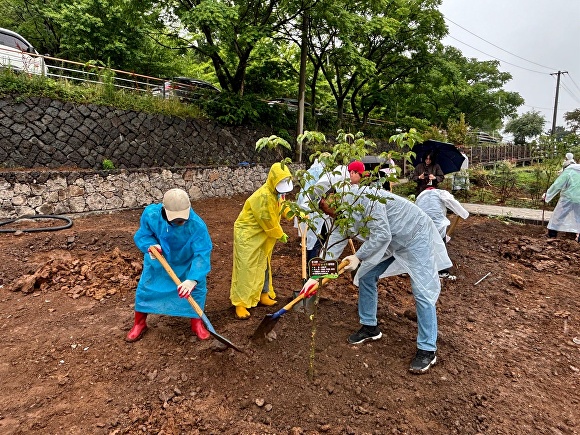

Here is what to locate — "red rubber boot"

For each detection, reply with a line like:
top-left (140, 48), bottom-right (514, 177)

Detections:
top-left (126, 312), bottom-right (148, 342)
top-left (191, 318), bottom-right (210, 340)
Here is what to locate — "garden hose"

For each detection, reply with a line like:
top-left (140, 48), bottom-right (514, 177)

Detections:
top-left (0, 215), bottom-right (73, 233)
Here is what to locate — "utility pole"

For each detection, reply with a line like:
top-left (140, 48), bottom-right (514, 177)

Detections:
top-left (550, 70), bottom-right (568, 136)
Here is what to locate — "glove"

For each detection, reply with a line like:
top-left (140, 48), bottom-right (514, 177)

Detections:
top-left (542, 192), bottom-right (546, 201)
top-left (279, 233), bottom-right (289, 243)
top-left (343, 255), bottom-right (360, 272)
top-left (177, 279), bottom-right (197, 298)
top-left (299, 278), bottom-right (319, 299)
top-left (148, 244), bottom-right (162, 259)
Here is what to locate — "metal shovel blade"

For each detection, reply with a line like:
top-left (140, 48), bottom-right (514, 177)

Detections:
top-left (251, 259), bottom-right (349, 342)
top-left (251, 293), bottom-right (307, 342)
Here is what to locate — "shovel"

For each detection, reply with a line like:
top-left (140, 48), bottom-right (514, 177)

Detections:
top-left (291, 222), bottom-right (309, 312)
top-left (252, 259), bottom-right (349, 341)
top-left (149, 247), bottom-right (244, 352)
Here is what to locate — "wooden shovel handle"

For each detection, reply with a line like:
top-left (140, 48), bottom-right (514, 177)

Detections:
top-left (301, 224), bottom-right (307, 281)
top-left (149, 247), bottom-right (180, 285)
top-left (149, 246), bottom-right (206, 319)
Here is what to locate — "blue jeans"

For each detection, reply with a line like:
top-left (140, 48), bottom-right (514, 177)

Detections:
top-left (358, 257), bottom-right (438, 352)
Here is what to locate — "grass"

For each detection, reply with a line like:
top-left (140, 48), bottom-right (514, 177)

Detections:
top-left (392, 164), bottom-right (556, 211)
top-left (0, 69), bottom-right (204, 119)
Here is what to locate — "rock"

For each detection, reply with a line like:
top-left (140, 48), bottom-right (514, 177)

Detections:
top-left (255, 398), bottom-right (265, 407)
top-left (510, 274), bottom-right (525, 289)
top-left (403, 309), bottom-right (417, 322)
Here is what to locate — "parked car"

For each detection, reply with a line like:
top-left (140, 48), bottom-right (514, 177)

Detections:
top-left (267, 97), bottom-right (324, 116)
top-left (0, 28), bottom-right (47, 76)
top-left (267, 98), bottom-right (310, 112)
top-left (151, 77), bottom-right (220, 101)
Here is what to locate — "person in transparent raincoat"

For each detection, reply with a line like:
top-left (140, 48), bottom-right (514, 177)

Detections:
top-left (544, 164), bottom-right (580, 242)
top-left (300, 185), bottom-right (451, 374)
top-left (415, 187), bottom-right (470, 279)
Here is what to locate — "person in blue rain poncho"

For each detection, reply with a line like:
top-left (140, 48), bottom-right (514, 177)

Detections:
top-left (543, 163), bottom-right (580, 242)
top-left (300, 185), bottom-right (452, 374)
top-left (230, 162), bottom-right (293, 320)
top-left (126, 188), bottom-right (213, 342)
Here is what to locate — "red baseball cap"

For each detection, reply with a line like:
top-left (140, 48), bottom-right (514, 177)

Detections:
top-left (348, 160), bottom-right (365, 174)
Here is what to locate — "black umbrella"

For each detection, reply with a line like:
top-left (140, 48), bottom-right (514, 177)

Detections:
top-left (410, 140), bottom-right (466, 175)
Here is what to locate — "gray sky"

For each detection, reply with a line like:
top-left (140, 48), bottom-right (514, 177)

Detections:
top-left (439, 0), bottom-right (580, 137)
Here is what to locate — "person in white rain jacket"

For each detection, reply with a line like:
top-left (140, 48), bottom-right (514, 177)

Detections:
top-left (295, 154), bottom-right (333, 262)
top-left (544, 164), bottom-right (580, 242)
top-left (300, 185), bottom-right (452, 374)
top-left (415, 187), bottom-right (470, 278)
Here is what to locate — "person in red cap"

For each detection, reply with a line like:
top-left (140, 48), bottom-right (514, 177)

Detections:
top-left (127, 188), bottom-right (213, 342)
top-left (348, 160), bottom-right (366, 185)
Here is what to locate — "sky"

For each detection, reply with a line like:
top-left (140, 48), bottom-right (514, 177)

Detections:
top-left (438, 0), bottom-right (580, 137)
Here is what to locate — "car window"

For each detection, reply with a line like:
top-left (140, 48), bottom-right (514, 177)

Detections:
top-left (0, 31), bottom-right (31, 52)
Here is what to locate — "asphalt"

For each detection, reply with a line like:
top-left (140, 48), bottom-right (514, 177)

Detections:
top-left (462, 203), bottom-right (551, 226)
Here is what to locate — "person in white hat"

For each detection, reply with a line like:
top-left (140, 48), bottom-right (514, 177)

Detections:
top-left (230, 162), bottom-right (293, 319)
top-left (127, 188), bottom-right (213, 342)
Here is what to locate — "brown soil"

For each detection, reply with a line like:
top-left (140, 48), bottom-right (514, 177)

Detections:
top-left (1, 194), bottom-right (579, 435)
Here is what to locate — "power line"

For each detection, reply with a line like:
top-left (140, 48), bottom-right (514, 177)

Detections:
top-left (443, 16), bottom-right (557, 71)
top-left (564, 73), bottom-right (580, 95)
top-left (447, 36), bottom-right (550, 74)
top-left (559, 82), bottom-right (580, 105)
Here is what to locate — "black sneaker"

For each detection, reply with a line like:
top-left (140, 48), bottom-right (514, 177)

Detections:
top-left (409, 349), bottom-right (437, 374)
top-left (348, 325), bottom-right (382, 344)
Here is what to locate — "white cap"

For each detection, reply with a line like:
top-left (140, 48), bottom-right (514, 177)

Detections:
top-left (163, 188), bottom-right (190, 221)
top-left (566, 152), bottom-right (574, 160)
top-left (275, 178), bottom-right (293, 193)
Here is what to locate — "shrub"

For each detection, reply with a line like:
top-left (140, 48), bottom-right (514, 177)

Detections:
top-left (102, 159), bottom-right (115, 170)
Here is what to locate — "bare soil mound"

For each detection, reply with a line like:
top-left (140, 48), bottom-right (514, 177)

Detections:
top-left (1, 195), bottom-right (579, 434)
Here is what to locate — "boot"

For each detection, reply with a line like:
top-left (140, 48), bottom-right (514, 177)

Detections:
top-left (235, 306), bottom-right (251, 320)
top-left (259, 292), bottom-right (277, 306)
top-left (126, 311), bottom-right (148, 342)
top-left (547, 229), bottom-right (558, 238)
top-left (191, 318), bottom-right (210, 340)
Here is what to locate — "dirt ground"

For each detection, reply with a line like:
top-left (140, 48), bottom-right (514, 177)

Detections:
top-left (1, 194), bottom-right (579, 435)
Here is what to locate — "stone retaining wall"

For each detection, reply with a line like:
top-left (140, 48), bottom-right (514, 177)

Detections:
top-left (0, 95), bottom-right (283, 169)
top-left (0, 165), bottom-right (281, 219)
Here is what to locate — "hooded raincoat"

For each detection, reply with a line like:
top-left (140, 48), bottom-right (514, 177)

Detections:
top-left (324, 187), bottom-right (452, 305)
top-left (295, 159), bottom-right (329, 250)
top-left (546, 164), bottom-right (580, 233)
top-left (134, 204), bottom-right (212, 317)
top-left (415, 188), bottom-right (469, 240)
top-left (230, 163), bottom-right (292, 308)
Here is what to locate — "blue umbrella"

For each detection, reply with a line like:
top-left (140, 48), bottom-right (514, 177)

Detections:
top-left (410, 140), bottom-right (466, 175)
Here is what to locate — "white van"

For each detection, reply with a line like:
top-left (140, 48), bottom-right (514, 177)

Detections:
top-left (0, 28), bottom-right (47, 76)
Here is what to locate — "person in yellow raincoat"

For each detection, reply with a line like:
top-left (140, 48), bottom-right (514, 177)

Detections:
top-left (230, 162), bottom-right (293, 319)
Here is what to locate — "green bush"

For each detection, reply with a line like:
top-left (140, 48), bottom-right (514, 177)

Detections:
top-left (102, 159), bottom-right (115, 170)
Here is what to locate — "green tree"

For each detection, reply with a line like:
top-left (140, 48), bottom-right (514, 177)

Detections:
top-left (403, 46), bottom-right (523, 131)
top-left (0, 0), bottom-right (176, 77)
top-left (167, 0), bottom-right (313, 95)
top-left (504, 110), bottom-right (546, 145)
top-left (302, 0), bottom-right (445, 127)
top-left (564, 108), bottom-right (580, 134)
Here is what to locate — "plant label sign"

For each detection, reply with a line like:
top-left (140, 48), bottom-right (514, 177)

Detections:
top-left (308, 258), bottom-right (338, 279)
